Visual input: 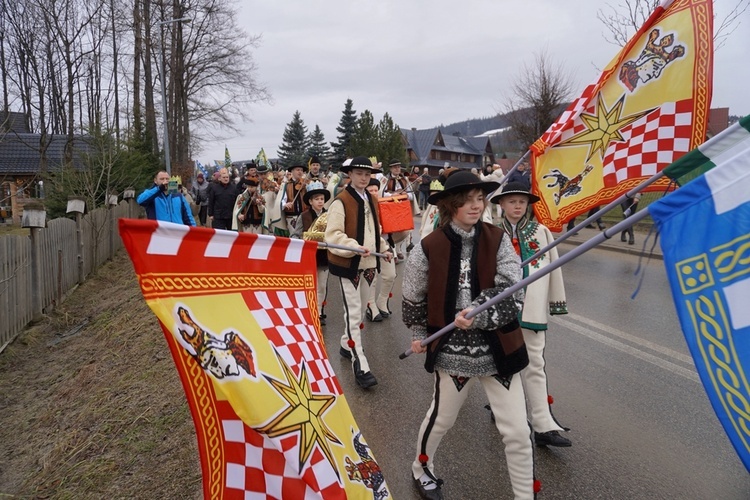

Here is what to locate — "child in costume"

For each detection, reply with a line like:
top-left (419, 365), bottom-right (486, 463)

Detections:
top-left (402, 170), bottom-right (535, 499)
top-left (491, 181), bottom-right (571, 448)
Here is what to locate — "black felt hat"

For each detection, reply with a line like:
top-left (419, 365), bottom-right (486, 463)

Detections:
top-left (341, 156), bottom-right (375, 173)
top-left (389, 159), bottom-right (402, 167)
top-left (289, 163), bottom-right (308, 173)
top-left (427, 170), bottom-right (499, 205)
top-left (489, 181), bottom-right (540, 204)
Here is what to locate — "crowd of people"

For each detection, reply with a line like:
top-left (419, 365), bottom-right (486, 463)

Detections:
top-left (137, 158), bottom-right (596, 500)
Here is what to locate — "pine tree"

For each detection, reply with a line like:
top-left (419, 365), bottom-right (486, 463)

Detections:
top-left (377, 112), bottom-right (407, 169)
top-left (306, 124), bottom-right (331, 169)
top-left (349, 110), bottom-right (379, 160)
top-left (277, 111), bottom-right (310, 168)
top-left (330, 99), bottom-right (357, 168)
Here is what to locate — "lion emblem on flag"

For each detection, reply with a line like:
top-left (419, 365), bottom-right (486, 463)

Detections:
top-left (345, 431), bottom-right (388, 500)
top-left (176, 306), bottom-right (256, 379)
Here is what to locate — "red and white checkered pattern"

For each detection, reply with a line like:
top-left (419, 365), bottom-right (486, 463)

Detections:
top-left (535, 84), bottom-right (597, 151)
top-left (222, 417), bottom-right (344, 499)
top-left (247, 290), bottom-right (342, 396)
top-left (602, 99), bottom-right (693, 186)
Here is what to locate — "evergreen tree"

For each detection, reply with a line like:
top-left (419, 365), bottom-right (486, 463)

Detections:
top-left (277, 111), bottom-right (310, 168)
top-left (349, 110), bottom-right (379, 160)
top-left (306, 124), bottom-right (331, 169)
top-left (330, 99), bottom-right (357, 168)
top-left (377, 112), bottom-right (408, 170)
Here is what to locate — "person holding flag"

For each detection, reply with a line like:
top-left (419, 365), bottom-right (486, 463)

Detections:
top-left (492, 181), bottom-right (571, 448)
top-left (402, 170), bottom-right (534, 499)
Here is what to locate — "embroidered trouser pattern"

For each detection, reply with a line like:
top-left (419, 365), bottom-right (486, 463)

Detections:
top-left (316, 267), bottom-right (329, 317)
top-left (338, 270), bottom-right (374, 373)
top-left (367, 256), bottom-right (396, 314)
top-left (520, 329), bottom-right (564, 433)
top-left (412, 369), bottom-right (534, 499)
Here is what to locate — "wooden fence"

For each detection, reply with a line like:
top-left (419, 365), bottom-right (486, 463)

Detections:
top-left (0, 200), bottom-right (140, 352)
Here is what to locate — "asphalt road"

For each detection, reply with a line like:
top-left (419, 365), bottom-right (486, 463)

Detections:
top-left (318, 231), bottom-right (750, 499)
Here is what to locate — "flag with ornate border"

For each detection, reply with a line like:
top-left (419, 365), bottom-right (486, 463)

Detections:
top-left (119, 219), bottom-right (390, 499)
top-left (649, 115), bottom-right (750, 471)
top-left (531, 0), bottom-right (713, 231)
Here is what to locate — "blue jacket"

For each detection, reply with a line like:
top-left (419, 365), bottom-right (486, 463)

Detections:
top-left (137, 184), bottom-right (196, 225)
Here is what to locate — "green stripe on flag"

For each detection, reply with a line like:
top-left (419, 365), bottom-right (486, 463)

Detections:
top-left (664, 115), bottom-right (750, 186)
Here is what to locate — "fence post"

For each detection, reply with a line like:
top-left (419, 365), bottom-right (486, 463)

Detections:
top-left (22, 202), bottom-right (46, 321)
top-left (123, 187), bottom-right (135, 219)
top-left (107, 192), bottom-right (119, 261)
top-left (67, 197), bottom-right (86, 285)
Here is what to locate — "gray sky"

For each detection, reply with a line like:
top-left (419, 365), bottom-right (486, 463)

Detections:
top-left (198, 0), bottom-right (749, 166)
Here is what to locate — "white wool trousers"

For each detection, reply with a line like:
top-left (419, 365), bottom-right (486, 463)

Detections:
top-left (337, 273), bottom-right (374, 373)
top-left (316, 267), bottom-right (329, 317)
top-left (520, 329), bottom-right (564, 433)
top-left (412, 369), bottom-right (534, 500)
top-left (366, 257), bottom-right (396, 315)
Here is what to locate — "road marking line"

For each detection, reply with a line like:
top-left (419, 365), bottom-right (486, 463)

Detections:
top-left (551, 315), bottom-right (700, 383)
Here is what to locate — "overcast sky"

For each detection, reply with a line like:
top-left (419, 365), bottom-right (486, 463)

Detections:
top-left (198, 0), bottom-right (749, 165)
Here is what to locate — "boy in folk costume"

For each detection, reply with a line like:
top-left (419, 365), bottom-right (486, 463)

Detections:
top-left (402, 171), bottom-right (534, 500)
top-left (232, 176), bottom-right (264, 233)
top-left (325, 157), bottom-right (393, 389)
top-left (279, 164), bottom-right (308, 238)
top-left (301, 181), bottom-right (331, 325)
top-left (364, 178), bottom-right (397, 322)
top-left (491, 181), bottom-right (572, 448)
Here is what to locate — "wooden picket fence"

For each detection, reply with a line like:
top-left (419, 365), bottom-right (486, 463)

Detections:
top-left (0, 200), bottom-right (140, 353)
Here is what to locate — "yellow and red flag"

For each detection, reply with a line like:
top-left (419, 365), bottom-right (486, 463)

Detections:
top-left (531, 0), bottom-right (713, 231)
top-left (119, 219), bottom-right (390, 500)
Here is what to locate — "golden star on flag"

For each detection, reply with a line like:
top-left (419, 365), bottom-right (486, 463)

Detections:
top-left (257, 350), bottom-right (341, 475)
top-left (559, 93), bottom-right (654, 163)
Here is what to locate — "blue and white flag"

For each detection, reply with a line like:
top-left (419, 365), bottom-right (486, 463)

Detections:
top-left (195, 160), bottom-right (209, 178)
top-left (649, 116), bottom-right (750, 471)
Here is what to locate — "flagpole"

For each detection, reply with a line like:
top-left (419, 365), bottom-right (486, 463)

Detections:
top-left (520, 171), bottom-right (668, 266)
top-left (398, 209), bottom-right (651, 359)
top-left (317, 241), bottom-right (389, 259)
top-left (498, 150), bottom-right (530, 185)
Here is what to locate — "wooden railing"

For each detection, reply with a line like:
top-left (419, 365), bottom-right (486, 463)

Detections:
top-left (0, 200), bottom-right (141, 352)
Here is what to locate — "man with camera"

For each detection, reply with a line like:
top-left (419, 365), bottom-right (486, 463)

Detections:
top-left (137, 170), bottom-right (196, 226)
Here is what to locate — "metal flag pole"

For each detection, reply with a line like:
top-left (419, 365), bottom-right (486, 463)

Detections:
top-left (497, 150), bottom-right (530, 185)
top-left (398, 208), bottom-right (651, 359)
top-left (318, 241), bottom-right (389, 259)
top-left (520, 171), bottom-right (668, 266)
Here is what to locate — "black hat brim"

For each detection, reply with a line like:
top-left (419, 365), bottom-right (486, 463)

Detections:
top-left (303, 188), bottom-right (331, 204)
top-left (428, 180), bottom-right (500, 205)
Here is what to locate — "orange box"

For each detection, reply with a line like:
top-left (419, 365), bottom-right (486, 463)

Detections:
top-left (378, 195), bottom-right (414, 234)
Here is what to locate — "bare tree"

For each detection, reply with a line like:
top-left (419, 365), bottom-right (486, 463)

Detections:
top-left (504, 50), bottom-right (575, 150)
top-left (597, 0), bottom-right (749, 50)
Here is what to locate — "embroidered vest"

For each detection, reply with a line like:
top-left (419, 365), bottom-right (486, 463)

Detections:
top-left (327, 186), bottom-right (382, 279)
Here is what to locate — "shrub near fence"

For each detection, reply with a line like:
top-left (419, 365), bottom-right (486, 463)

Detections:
top-left (0, 200), bottom-right (139, 352)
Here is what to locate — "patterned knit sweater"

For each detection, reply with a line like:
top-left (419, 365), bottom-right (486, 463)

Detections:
top-left (402, 222), bottom-right (524, 377)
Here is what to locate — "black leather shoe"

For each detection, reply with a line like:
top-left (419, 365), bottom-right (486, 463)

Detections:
top-left (585, 224), bottom-right (595, 229)
top-left (319, 317), bottom-right (326, 326)
top-left (406, 242), bottom-right (415, 252)
top-left (339, 346), bottom-right (352, 360)
top-left (378, 309), bottom-right (391, 318)
top-left (628, 238), bottom-right (635, 245)
top-left (353, 361), bottom-right (378, 389)
top-left (365, 308), bottom-right (383, 322)
top-left (535, 430), bottom-right (572, 447)
top-left (621, 233), bottom-right (627, 242)
top-left (413, 476), bottom-right (444, 500)
top-left (598, 223), bottom-right (606, 230)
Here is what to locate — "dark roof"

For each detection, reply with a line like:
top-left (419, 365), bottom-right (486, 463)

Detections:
top-left (402, 128), bottom-right (492, 169)
top-left (0, 111), bottom-right (29, 134)
top-left (0, 133), bottom-right (92, 176)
